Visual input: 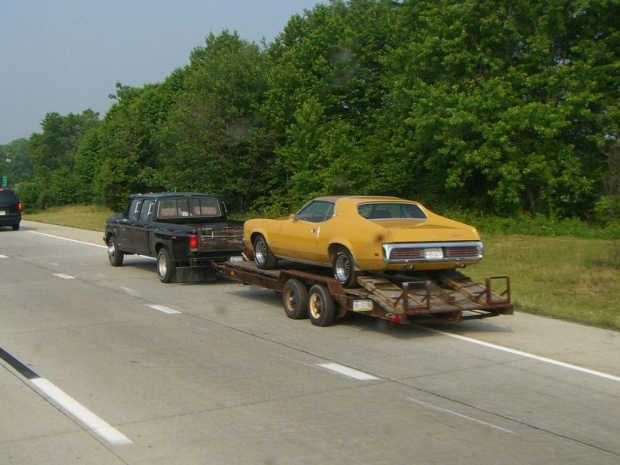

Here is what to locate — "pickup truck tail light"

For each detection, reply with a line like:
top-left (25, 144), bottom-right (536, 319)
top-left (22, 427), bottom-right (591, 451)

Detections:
top-left (189, 233), bottom-right (199, 252)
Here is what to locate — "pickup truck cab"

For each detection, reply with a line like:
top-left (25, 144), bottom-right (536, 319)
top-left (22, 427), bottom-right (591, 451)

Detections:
top-left (104, 192), bottom-right (244, 283)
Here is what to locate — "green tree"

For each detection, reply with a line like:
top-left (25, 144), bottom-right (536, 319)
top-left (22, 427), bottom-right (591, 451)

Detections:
top-left (376, 0), bottom-right (619, 217)
top-left (28, 110), bottom-right (100, 207)
top-left (157, 31), bottom-right (273, 211)
top-left (264, 0), bottom-right (398, 207)
top-left (97, 74), bottom-right (185, 209)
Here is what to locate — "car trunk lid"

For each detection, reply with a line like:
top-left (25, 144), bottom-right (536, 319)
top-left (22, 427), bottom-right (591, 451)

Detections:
top-left (377, 219), bottom-right (480, 243)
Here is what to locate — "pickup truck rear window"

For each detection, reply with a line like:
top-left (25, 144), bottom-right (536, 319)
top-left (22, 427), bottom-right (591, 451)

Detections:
top-left (157, 197), bottom-right (221, 219)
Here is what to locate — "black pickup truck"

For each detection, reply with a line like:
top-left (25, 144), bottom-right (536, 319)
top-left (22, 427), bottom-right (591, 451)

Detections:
top-left (104, 192), bottom-right (244, 283)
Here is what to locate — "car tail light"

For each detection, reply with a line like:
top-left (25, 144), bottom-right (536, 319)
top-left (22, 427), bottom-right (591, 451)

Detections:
top-left (18, 202), bottom-right (22, 214)
top-left (189, 233), bottom-right (199, 252)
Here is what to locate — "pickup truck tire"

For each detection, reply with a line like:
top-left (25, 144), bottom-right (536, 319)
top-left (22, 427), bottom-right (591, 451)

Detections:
top-left (282, 279), bottom-right (309, 320)
top-left (333, 247), bottom-right (359, 289)
top-left (254, 234), bottom-right (278, 269)
top-left (308, 284), bottom-right (336, 327)
top-left (107, 236), bottom-right (124, 266)
top-left (157, 248), bottom-right (176, 283)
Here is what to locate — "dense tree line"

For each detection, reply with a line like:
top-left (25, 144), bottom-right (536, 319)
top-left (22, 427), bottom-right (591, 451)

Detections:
top-left (2, 0), bottom-right (618, 224)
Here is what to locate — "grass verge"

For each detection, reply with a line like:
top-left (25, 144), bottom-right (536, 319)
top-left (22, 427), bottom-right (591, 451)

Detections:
top-left (24, 204), bottom-right (114, 232)
top-left (24, 205), bottom-right (620, 330)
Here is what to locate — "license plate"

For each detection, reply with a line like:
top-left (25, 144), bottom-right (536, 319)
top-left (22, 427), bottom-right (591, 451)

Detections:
top-left (353, 299), bottom-right (373, 312)
top-left (424, 247), bottom-right (444, 260)
top-left (0, 210), bottom-right (6, 216)
top-left (229, 255), bottom-right (244, 262)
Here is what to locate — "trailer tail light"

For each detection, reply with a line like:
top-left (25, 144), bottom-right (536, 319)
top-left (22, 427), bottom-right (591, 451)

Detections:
top-left (189, 234), bottom-right (199, 252)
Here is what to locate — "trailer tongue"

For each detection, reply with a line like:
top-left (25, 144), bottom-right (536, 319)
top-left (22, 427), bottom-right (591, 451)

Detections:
top-left (215, 261), bottom-right (512, 327)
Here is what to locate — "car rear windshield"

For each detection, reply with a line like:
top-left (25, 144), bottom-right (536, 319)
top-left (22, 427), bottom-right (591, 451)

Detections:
top-left (0, 189), bottom-right (18, 204)
top-left (358, 202), bottom-right (427, 220)
top-left (157, 197), bottom-right (221, 219)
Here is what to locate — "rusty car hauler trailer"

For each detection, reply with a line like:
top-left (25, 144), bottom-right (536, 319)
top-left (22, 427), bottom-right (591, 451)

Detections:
top-left (215, 261), bottom-right (513, 327)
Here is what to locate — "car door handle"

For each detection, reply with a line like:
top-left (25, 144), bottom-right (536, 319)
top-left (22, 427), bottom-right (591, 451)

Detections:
top-left (310, 228), bottom-right (317, 233)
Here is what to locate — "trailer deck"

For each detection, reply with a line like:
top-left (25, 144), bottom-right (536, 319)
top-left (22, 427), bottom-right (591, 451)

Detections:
top-left (216, 261), bottom-right (513, 326)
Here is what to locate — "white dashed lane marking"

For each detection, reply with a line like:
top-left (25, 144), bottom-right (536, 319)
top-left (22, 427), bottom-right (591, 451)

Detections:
top-left (318, 363), bottom-right (379, 381)
top-left (147, 304), bottom-right (182, 314)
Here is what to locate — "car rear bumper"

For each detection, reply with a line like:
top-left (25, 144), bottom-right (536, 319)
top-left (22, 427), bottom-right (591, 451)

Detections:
top-left (0, 215), bottom-right (20, 226)
top-left (381, 241), bottom-right (484, 267)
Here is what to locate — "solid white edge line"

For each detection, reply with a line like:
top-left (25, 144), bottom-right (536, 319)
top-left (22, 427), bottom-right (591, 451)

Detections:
top-left (318, 363), bottom-right (379, 381)
top-left (27, 230), bottom-right (155, 259)
top-left (31, 378), bottom-right (132, 445)
top-left (420, 326), bottom-right (620, 383)
top-left (27, 231), bottom-right (107, 249)
top-left (406, 397), bottom-right (516, 435)
top-left (147, 304), bottom-right (181, 314)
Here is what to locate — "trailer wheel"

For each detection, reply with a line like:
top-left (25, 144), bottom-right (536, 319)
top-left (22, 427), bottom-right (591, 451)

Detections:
top-left (254, 234), bottom-right (278, 269)
top-left (157, 248), bottom-right (176, 283)
top-left (282, 279), bottom-right (308, 320)
top-left (333, 247), bottom-right (359, 288)
top-left (308, 284), bottom-right (336, 327)
top-left (107, 236), bottom-right (124, 266)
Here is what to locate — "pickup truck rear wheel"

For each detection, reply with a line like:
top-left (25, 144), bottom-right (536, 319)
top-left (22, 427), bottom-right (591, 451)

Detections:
top-left (157, 248), bottom-right (176, 283)
top-left (282, 279), bottom-right (308, 319)
top-left (254, 234), bottom-right (278, 269)
top-left (308, 284), bottom-right (336, 327)
top-left (107, 236), bottom-right (124, 266)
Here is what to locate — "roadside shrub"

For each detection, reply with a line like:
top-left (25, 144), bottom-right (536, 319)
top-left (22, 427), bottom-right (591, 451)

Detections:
top-left (14, 181), bottom-right (40, 213)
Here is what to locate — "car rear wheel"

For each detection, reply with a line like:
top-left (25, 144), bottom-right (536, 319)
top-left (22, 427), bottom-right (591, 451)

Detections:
top-left (333, 247), bottom-right (359, 288)
top-left (12, 223), bottom-right (19, 231)
top-left (254, 234), bottom-right (278, 269)
top-left (107, 236), bottom-right (124, 266)
top-left (308, 284), bottom-right (336, 327)
top-left (157, 248), bottom-right (176, 283)
top-left (282, 279), bottom-right (308, 320)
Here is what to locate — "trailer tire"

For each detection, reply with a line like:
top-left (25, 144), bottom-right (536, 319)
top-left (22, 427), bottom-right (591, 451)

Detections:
top-left (254, 234), bottom-right (278, 269)
top-left (157, 248), bottom-right (176, 283)
top-left (107, 236), bottom-right (124, 267)
top-left (282, 279), bottom-right (308, 320)
top-left (308, 284), bottom-right (336, 327)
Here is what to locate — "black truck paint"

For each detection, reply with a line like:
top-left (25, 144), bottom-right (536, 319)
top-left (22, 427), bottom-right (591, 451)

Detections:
top-left (104, 192), bottom-right (244, 283)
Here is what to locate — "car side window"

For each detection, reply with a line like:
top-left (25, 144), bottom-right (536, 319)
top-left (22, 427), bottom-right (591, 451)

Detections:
top-left (128, 199), bottom-right (142, 221)
top-left (296, 200), bottom-right (335, 223)
top-left (138, 199), bottom-right (154, 222)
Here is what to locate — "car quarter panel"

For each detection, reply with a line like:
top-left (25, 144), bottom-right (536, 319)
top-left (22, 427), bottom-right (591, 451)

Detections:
top-left (315, 200), bottom-right (389, 271)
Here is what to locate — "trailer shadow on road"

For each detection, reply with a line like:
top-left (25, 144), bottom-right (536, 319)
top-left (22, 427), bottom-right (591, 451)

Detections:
top-left (223, 284), bottom-right (513, 340)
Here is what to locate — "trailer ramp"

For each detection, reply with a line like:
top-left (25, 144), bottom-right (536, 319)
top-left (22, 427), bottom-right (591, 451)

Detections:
top-left (357, 271), bottom-right (512, 322)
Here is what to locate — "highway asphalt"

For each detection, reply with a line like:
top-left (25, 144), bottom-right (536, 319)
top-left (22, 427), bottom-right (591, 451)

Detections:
top-left (1, 220), bottom-right (618, 464)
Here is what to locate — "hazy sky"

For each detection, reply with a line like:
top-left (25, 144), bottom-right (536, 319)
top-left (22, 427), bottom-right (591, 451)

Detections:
top-left (0, 0), bottom-right (323, 145)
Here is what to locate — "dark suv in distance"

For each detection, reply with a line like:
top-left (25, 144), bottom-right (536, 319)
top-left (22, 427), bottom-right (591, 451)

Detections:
top-left (0, 188), bottom-right (22, 230)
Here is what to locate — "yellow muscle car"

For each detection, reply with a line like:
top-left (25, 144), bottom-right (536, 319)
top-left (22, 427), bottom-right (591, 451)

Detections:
top-left (243, 196), bottom-right (483, 288)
